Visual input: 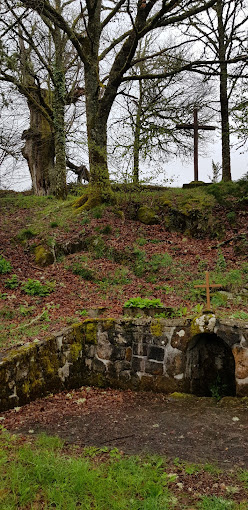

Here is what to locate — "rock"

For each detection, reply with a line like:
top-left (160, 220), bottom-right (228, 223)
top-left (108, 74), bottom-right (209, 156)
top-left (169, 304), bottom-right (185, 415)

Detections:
top-left (233, 346), bottom-right (248, 379)
top-left (34, 245), bottom-right (54, 267)
top-left (137, 206), bottom-right (159, 225)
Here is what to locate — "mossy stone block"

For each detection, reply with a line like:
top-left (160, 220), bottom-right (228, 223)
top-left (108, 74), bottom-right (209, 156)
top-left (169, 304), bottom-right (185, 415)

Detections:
top-left (34, 245), bottom-right (54, 267)
top-left (137, 206), bottom-right (159, 225)
top-left (73, 323), bottom-right (85, 343)
top-left (85, 321), bottom-right (98, 344)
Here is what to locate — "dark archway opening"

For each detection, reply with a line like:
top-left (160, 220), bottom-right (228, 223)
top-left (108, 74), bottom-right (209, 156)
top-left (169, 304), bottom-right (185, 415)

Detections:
top-left (186, 333), bottom-right (236, 397)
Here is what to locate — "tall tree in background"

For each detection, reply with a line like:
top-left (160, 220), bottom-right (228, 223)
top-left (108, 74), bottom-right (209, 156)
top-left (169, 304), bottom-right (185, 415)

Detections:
top-left (17, 0), bottom-right (218, 206)
top-left (112, 38), bottom-right (215, 184)
top-left (184, 0), bottom-right (248, 181)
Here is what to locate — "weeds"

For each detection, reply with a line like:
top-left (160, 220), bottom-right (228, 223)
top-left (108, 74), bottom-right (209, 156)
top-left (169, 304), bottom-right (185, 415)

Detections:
top-left (215, 250), bottom-right (226, 272)
top-left (132, 249), bottom-right (173, 278)
top-left (230, 310), bottom-right (248, 321)
top-left (91, 205), bottom-right (105, 219)
top-left (211, 292), bottom-right (228, 307)
top-left (124, 297), bottom-right (165, 308)
top-left (17, 228), bottom-right (37, 241)
top-left (0, 255), bottom-right (12, 274)
top-left (21, 279), bottom-right (55, 296)
top-left (4, 274), bottom-right (19, 289)
top-left (149, 253), bottom-right (173, 271)
top-left (71, 263), bottom-right (96, 281)
top-left (100, 224), bottom-right (112, 235)
top-left (136, 237), bottom-right (147, 246)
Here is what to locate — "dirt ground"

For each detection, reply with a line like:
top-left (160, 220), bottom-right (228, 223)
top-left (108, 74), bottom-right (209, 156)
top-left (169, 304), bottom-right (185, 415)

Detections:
top-left (1, 387), bottom-right (248, 468)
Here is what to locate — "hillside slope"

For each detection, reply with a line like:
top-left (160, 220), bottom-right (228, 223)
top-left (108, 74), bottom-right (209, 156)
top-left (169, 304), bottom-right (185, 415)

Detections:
top-left (0, 182), bottom-right (247, 351)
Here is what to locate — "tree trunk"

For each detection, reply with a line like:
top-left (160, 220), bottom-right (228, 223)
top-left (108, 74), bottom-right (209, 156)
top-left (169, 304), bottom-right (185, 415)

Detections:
top-left (83, 60), bottom-right (113, 207)
top-left (52, 22), bottom-right (67, 199)
top-left (217, 0), bottom-right (231, 181)
top-left (133, 76), bottom-right (143, 184)
top-left (22, 94), bottom-right (55, 195)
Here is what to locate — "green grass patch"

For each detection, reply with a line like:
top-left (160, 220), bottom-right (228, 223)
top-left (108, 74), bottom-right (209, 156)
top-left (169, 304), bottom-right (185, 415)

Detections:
top-left (17, 228), bottom-right (37, 241)
top-left (0, 430), bottom-right (174, 510)
top-left (1, 430), bottom-right (246, 509)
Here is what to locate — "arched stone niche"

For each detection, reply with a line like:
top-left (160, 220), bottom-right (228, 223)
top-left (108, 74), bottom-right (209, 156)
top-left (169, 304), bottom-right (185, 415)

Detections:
top-left (185, 333), bottom-right (236, 397)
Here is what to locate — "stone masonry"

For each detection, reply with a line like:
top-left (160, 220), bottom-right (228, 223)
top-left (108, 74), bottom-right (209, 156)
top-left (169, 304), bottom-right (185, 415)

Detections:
top-left (0, 315), bottom-right (247, 411)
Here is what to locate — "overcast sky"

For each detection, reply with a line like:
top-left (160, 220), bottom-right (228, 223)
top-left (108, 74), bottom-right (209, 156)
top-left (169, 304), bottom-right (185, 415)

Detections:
top-left (165, 136), bottom-right (247, 187)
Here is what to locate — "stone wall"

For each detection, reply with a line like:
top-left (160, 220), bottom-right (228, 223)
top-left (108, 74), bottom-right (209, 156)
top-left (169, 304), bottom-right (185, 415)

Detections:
top-left (0, 315), bottom-right (247, 411)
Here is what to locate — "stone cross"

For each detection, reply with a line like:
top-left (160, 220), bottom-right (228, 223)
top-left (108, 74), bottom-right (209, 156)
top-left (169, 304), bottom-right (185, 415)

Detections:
top-left (176, 109), bottom-right (216, 181)
top-left (194, 271), bottom-right (222, 310)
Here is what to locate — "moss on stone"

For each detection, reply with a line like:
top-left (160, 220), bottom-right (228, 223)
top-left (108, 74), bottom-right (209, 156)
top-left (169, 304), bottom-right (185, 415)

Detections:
top-left (137, 206), bottom-right (159, 225)
top-left (85, 321), bottom-right (98, 344)
top-left (169, 392), bottom-right (196, 399)
top-left (190, 318), bottom-right (202, 337)
top-left (150, 319), bottom-right (164, 337)
top-left (34, 245), bottom-right (54, 267)
top-left (190, 315), bottom-right (215, 336)
top-left (41, 354), bottom-right (58, 375)
top-left (72, 323), bottom-right (85, 343)
top-left (103, 318), bottom-right (115, 330)
top-left (70, 342), bottom-right (82, 362)
top-left (22, 380), bottom-right (30, 395)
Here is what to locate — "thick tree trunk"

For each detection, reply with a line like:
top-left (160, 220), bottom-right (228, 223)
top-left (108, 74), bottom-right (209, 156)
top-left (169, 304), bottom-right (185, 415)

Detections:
top-left (22, 97), bottom-right (55, 196)
top-left (83, 61), bottom-right (113, 206)
top-left (217, 0), bottom-right (231, 181)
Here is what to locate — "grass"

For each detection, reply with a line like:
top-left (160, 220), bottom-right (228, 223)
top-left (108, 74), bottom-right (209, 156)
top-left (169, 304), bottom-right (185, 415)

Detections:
top-left (0, 429), bottom-right (247, 510)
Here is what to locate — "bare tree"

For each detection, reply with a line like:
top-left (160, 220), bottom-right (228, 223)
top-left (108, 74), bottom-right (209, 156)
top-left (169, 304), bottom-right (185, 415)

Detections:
top-left (182, 0), bottom-right (248, 181)
top-left (110, 37), bottom-right (215, 184)
top-left (0, 0), bottom-right (86, 197)
top-left (15, 0), bottom-right (218, 207)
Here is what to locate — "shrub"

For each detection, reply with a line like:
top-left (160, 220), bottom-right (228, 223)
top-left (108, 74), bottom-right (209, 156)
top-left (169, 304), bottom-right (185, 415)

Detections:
top-left (0, 255), bottom-right (12, 274)
top-left (5, 274), bottom-right (19, 289)
top-left (22, 279), bottom-right (55, 296)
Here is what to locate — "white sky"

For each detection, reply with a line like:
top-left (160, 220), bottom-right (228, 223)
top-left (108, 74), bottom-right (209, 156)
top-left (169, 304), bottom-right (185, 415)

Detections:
top-left (4, 134), bottom-right (246, 192)
top-left (165, 136), bottom-right (248, 187)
